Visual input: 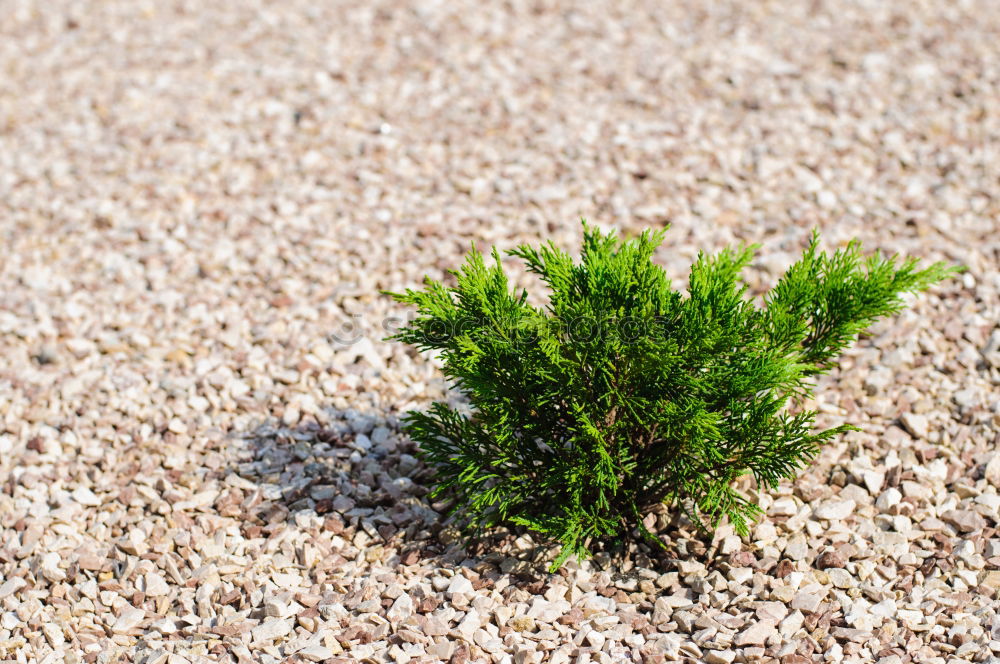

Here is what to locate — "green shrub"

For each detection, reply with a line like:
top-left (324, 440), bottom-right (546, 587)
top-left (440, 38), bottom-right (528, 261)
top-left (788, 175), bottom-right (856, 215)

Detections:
top-left (388, 223), bottom-right (958, 570)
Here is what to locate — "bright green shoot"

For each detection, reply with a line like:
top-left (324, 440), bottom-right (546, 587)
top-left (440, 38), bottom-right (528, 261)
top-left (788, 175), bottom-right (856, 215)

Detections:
top-left (388, 223), bottom-right (959, 570)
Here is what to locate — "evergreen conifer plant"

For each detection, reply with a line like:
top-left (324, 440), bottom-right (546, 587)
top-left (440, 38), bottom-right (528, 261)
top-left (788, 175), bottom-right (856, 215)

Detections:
top-left (388, 224), bottom-right (958, 570)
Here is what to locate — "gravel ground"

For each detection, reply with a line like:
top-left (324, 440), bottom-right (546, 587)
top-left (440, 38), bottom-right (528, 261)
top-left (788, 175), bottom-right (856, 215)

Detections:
top-left (2, 1), bottom-right (999, 663)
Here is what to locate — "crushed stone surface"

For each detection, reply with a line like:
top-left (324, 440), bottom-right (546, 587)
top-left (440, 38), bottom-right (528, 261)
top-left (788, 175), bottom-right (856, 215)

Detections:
top-left (1, 1), bottom-right (999, 663)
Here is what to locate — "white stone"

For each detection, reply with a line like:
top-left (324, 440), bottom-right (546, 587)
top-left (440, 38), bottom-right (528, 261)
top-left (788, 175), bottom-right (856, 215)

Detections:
top-left (982, 329), bottom-right (1000, 368)
top-left (118, 528), bottom-right (148, 555)
top-left (150, 618), bottom-right (178, 635)
top-left (768, 497), bottom-right (798, 517)
top-left (299, 645), bottom-right (334, 662)
top-left (720, 535), bottom-right (742, 555)
top-left (779, 610), bottom-right (804, 637)
top-left (387, 593), bottom-right (413, 621)
top-left (753, 521), bottom-right (778, 543)
top-left (791, 592), bottom-right (823, 613)
top-left (869, 599), bottom-right (897, 618)
top-left (864, 367), bottom-right (893, 395)
top-left (71, 486), bottom-right (101, 506)
top-left (456, 609), bottom-right (482, 638)
top-left (728, 568), bottom-right (753, 584)
top-left (735, 620), bottom-right (776, 646)
top-left (265, 599), bottom-right (291, 618)
top-left (650, 635), bottom-right (681, 660)
top-left (900, 413), bottom-right (929, 439)
top-left (826, 568), bottom-right (855, 588)
top-left (785, 535), bottom-right (808, 561)
top-left (514, 647), bottom-right (541, 664)
top-left (526, 597), bottom-right (568, 622)
top-left (112, 608), bottom-right (146, 634)
top-left (875, 488), bottom-right (901, 511)
top-left (817, 190), bottom-right (838, 209)
top-left (677, 560), bottom-right (706, 575)
top-left (814, 499), bottom-right (855, 520)
top-left (984, 454), bottom-right (1000, 489)
top-left (585, 629), bottom-right (606, 649)
top-left (252, 618), bottom-right (292, 643)
top-left (446, 575), bottom-right (474, 595)
top-left (901, 480), bottom-right (931, 501)
top-left (652, 597), bottom-right (672, 625)
top-left (755, 601), bottom-right (788, 622)
top-left (976, 493), bottom-right (1000, 512)
top-left (706, 650), bottom-right (735, 664)
top-left (39, 552), bottom-right (66, 582)
top-left (144, 572), bottom-right (170, 597)
top-left (953, 388), bottom-right (978, 409)
top-left (862, 470), bottom-right (885, 495)
top-left (42, 622), bottom-right (65, 648)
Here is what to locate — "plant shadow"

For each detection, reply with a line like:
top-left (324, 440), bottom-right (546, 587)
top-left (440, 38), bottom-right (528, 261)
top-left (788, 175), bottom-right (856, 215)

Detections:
top-left (224, 405), bottom-right (744, 596)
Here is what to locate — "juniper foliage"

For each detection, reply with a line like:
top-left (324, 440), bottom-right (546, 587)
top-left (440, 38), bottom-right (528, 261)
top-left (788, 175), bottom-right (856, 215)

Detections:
top-left (388, 224), bottom-right (957, 570)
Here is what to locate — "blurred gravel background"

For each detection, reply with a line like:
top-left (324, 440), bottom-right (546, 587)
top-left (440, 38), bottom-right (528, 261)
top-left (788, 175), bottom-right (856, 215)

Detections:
top-left (1, 1), bottom-right (998, 663)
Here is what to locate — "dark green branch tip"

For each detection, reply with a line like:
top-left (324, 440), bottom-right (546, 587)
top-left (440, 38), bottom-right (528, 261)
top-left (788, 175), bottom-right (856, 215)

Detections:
top-left (386, 222), bottom-right (961, 570)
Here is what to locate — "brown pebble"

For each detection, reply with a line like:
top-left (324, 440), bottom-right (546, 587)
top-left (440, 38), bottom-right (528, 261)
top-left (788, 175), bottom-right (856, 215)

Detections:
top-left (774, 559), bottom-right (794, 578)
top-left (558, 608), bottom-right (585, 626)
top-left (816, 551), bottom-right (846, 569)
top-left (781, 655), bottom-right (811, 664)
top-left (449, 644), bottom-right (470, 664)
top-left (417, 596), bottom-right (440, 613)
top-left (323, 514), bottom-right (345, 534)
